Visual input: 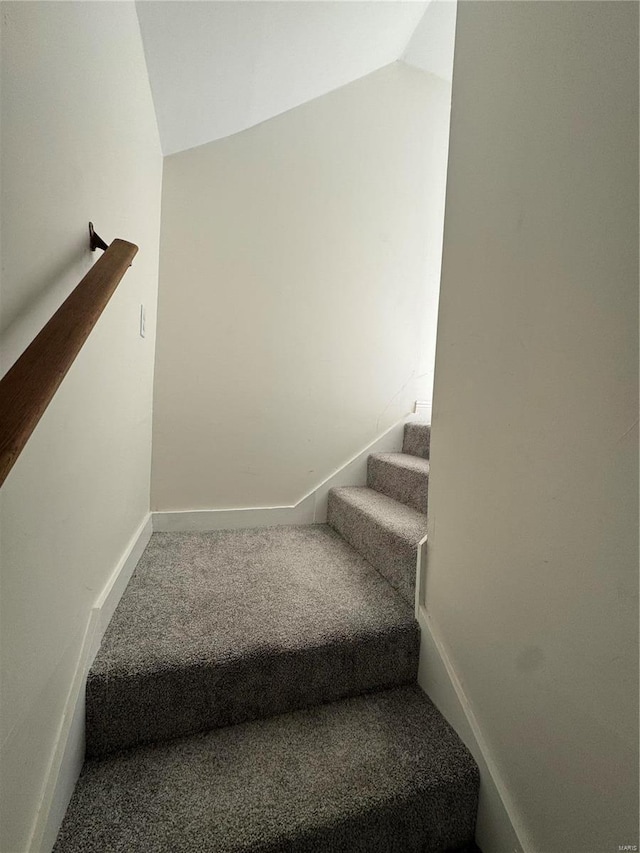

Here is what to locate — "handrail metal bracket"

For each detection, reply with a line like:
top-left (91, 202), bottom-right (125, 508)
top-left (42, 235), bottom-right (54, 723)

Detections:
top-left (89, 222), bottom-right (109, 252)
top-left (0, 236), bottom-right (139, 488)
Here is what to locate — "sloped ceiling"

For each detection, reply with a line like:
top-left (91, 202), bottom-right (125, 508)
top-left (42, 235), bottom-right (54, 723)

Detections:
top-left (402, 0), bottom-right (457, 82)
top-left (136, 1), bottom-right (429, 156)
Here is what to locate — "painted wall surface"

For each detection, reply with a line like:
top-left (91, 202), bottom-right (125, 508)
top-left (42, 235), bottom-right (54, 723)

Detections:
top-left (426, 3), bottom-right (639, 851)
top-left (152, 62), bottom-right (452, 511)
top-left (0, 3), bottom-right (162, 850)
top-left (136, 0), bottom-right (428, 154)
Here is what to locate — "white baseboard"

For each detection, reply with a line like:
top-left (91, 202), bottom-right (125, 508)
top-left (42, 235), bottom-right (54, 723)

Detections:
top-left (414, 532), bottom-right (428, 613)
top-left (153, 415), bottom-right (419, 533)
top-left (29, 513), bottom-right (152, 853)
top-left (152, 495), bottom-right (317, 533)
top-left (416, 595), bottom-right (531, 853)
top-left (93, 515), bottom-right (153, 638)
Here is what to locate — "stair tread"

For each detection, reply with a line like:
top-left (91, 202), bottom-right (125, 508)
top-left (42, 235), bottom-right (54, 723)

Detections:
top-left (367, 452), bottom-right (430, 515)
top-left (54, 686), bottom-right (480, 853)
top-left (369, 451), bottom-right (430, 475)
top-left (330, 486), bottom-right (428, 544)
top-left (87, 525), bottom-right (419, 755)
top-left (92, 524), bottom-right (413, 677)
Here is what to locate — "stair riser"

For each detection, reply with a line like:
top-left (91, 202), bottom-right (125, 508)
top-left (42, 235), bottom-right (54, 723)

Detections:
top-left (367, 455), bottom-right (429, 514)
top-left (328, 493), bottom-right (418, 606)
top-left (403, 423), bottom-right (431, 459)
top-left (56, 776), bottom-right (478, 853)
top-left (86, 626), bottom-right (419, 757)
top-left (274, 790), bottom-right (481, 853)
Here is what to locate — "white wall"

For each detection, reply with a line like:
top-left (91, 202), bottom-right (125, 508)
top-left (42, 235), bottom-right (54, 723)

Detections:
top-left (426, 3), bottom-right (639, 851)
top-left (136, 0), bottom-right (428, 155)
top-left (152, 62), bottom-right (452, 511)
top-left (0, 3), bottom-right (162, 851)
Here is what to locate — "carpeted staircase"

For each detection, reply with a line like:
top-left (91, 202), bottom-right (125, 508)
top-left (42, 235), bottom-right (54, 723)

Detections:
top-left (54, 422), bottom-right (480, 853)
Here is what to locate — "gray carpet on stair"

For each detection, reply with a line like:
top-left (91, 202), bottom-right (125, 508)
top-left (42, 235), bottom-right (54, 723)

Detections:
top-left (86, 525), bottom-right (419, 757)
top-left (327, 486), bottom-right (427, 606)
top-left (368, 451), bottom-right (430, 514)
top-left (55, 686), bottom-right (480, 853)
top-left (58, 418), bottom-right (481, 852)
top-left (403, 422), bottom-right (431, 459)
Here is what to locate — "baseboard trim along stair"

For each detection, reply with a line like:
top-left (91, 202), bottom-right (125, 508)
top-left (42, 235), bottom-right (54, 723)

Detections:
top-left (151, 414), bottom-right (416, 532)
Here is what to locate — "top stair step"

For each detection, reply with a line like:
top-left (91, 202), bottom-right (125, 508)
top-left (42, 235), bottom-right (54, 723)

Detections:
top-left (403, 421), bottom-right (431, 459)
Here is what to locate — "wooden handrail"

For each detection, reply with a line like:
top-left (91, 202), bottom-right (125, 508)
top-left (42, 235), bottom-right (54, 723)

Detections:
top-left (0, 238), bottom-right (139, 487)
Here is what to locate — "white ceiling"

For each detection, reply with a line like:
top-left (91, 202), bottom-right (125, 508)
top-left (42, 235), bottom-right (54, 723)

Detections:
top-left (136, 1), bottom-right (430, 156)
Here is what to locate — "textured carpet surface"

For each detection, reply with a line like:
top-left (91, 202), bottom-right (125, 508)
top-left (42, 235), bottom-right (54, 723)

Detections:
top-left (368, 451), bottom-right (430, 514)
top-left (55, 686), bottom-right (480, 853)
top-left (403, 422), bottom-right (431, 459)
top-left (58, 419), bottom-right (481, 852)
top-left (86, 524), bottom-right (419, 756)
top-left (327, 486), bottom-right (427, 605)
